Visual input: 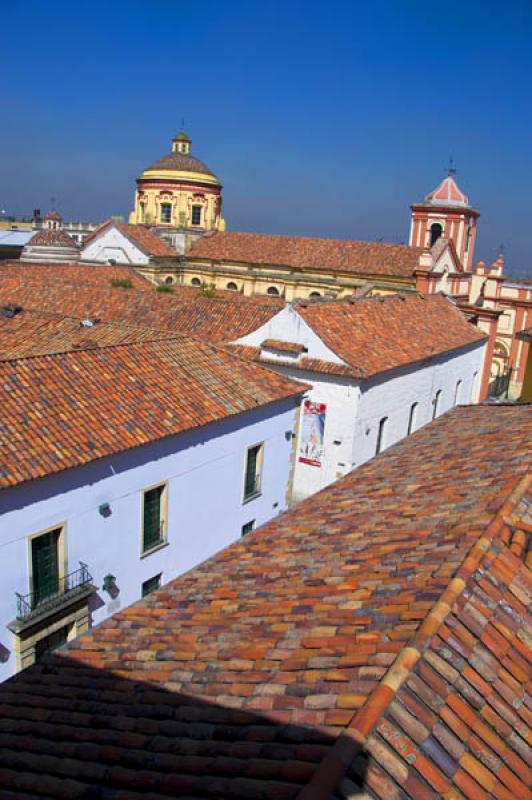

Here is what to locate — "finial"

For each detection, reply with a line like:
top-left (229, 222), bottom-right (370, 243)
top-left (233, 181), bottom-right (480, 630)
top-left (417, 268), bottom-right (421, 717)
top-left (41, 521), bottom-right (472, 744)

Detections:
top-left (181, 117), bottom-right (185, 130)
top-left (499, 242), bottom-right (504, 255)
top-left (50, 195), bottom-right (57, 210)
top-left (446, 157), bottom-right (456, 177)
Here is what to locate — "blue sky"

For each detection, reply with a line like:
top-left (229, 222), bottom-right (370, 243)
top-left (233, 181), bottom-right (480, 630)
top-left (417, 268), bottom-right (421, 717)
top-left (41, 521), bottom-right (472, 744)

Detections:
top-left (2, 0), bottom-right (531, 274)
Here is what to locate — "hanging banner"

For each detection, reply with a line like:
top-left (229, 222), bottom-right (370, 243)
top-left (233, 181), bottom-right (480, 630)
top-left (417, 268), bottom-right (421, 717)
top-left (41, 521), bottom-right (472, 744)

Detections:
top-left (298, 400), bottom-right (326, 467)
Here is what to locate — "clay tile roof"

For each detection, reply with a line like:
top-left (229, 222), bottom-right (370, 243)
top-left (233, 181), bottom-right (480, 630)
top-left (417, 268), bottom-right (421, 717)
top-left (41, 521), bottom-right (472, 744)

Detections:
top-left (0, 308), bottom-right (176, 359)
top-left (44, 209), bottom-right (62, 221)
top-left (26, 227), bottom-right (79, 248)
top-left (0, 273), bottom-right (283, 342)
top-left (0, 404), bottom-right (530, 798)
top-left (188, 231), bottom-right (423, 278)
top-left (296, 293), bottom-right (486, 378)
top-left (83, 220), bottom-right (176, 257)
top-left (0, 260), bottom-right (152, 291)
top-left (261, 339), bottom-right (306, 355)
top-left (0, 337), bottom-right (305, 489)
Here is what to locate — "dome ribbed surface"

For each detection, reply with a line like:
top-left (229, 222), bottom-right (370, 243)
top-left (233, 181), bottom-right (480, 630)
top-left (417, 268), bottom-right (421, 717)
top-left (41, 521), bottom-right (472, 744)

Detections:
top-left (143, 152), bottom-right (218, 179)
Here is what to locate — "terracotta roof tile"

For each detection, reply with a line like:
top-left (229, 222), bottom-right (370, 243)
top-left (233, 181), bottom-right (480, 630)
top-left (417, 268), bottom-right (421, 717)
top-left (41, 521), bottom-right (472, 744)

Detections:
top-left (0, 404), bottom-right (530, 797)
top-left (0, 338), bottom-right (306, 488)
top-left (0, 260), bottom-right (152, 290)
top-left (0, 274), bottom-right (284, 343)
top-left (188, 231), bottom-right (423, 278)
top-left (296, 293), bottom-right (486, 378)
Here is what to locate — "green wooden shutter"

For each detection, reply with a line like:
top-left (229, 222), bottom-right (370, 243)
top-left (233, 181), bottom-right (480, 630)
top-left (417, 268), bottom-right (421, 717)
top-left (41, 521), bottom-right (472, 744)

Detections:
top-left (31, 529), bottom-right (60, 606)
top-left (143, 486), bottom-right (163, 551)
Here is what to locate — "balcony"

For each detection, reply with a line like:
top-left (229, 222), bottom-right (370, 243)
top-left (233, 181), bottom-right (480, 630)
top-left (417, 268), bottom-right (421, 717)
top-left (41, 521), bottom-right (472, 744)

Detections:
top-left (12, 563), bottom-right (95, 631)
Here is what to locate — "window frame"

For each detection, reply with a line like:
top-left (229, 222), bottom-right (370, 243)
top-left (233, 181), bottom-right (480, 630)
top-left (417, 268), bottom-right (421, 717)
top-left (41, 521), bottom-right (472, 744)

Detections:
top-left (191, 205), bottom-right (202, 226)
top-left (407, 402), bottom-right (418, 436)
top-left (27, 523), bottom-right (67, 608)
top-left (242, 442), bottom-right (264, 503)
top-left (454, 380), bottom-right (462, 405)
top-left (141, 573), bottom-right (162, 597)
top-left (241, 520), bottom-right (256, 537)
top-left (375, 417), bottom-right (388, 455)
top-left (140, 482), bottom-right (168, 556)
top-left (432, 390), bottom-right (442, 420)
top-left (159, 203), bottom-right (172, 224)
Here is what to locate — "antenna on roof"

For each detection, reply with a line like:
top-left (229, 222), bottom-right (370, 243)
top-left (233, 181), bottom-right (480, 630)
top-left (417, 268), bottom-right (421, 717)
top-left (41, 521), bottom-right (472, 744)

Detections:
top-left (446, 157), bottom-right (456, 177)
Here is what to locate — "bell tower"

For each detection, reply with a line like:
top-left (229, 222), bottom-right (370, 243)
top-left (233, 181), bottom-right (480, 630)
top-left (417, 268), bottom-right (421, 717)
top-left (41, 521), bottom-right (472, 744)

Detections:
top-left (409, 166), bottom-right (480, 270)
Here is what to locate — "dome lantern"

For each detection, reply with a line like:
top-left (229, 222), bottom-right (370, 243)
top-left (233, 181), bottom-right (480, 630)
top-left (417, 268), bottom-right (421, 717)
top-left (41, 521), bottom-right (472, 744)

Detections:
top-left (172, 130), bottom-right (191, 155)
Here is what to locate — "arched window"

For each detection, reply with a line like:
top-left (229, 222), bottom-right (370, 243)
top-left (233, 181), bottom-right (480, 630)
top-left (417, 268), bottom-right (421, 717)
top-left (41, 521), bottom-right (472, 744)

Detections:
top-left (471, 371), bottom-right (479, 403)
top-left (191, 277), bottom-right (201, 287)
top-left (309, 291), bottom-right (321, 298)
top-left (454, 380), bottom-right (462, 405)
top-left (165, 276), bottom-right (175, 285)
top-left (430, 223), bottom-right (443, 247)
top-left (267, 286), bottom-right (280, 296)
top-left (407, 402), bottom-right (418, 435)
top-left (376, 417), bottom-right (388, 455)
top-left (432, 390), bottom-right (442, 420)
top-left (226, 282), bottom-right (238, 291)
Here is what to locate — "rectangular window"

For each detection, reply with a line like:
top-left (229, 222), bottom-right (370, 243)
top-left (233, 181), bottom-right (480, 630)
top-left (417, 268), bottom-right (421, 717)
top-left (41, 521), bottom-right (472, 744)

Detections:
top-left (376, 417), bottom-right (388, 455)
top-left (142, 484), bottom-right (166, 553)
top-left (160, 203), bottom-right (172, 223)
top-left (31, 528), bottom-right (61, 607)
top-left (241, 520), bottom-right (255, 537)
top-left (142, 574), bottom-right (162, 597)
top-left (407, 403), bottom-right (418, 436)
top-left (432, 390), bottom-right (442, 420)
top-left (191, 205), bottom-right (202, 225)
top-left (243, 443), bottom-right (263, 501)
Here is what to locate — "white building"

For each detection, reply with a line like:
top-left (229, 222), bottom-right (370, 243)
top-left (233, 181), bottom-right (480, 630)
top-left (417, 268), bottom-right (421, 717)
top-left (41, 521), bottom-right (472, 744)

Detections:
top-left (81, 219), bottom-right (176, 272)
top-left (232, 293), bottom-right (486, 502)
top-left (0, 337), bottom-right (305, 681)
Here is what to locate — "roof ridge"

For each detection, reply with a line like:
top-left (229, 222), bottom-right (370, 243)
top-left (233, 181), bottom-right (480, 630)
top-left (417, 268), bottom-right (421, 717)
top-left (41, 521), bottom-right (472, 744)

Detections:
top-left (297, 472), bottom-right (532, 799)
top-left (200, 229), bottom-right (421, 251)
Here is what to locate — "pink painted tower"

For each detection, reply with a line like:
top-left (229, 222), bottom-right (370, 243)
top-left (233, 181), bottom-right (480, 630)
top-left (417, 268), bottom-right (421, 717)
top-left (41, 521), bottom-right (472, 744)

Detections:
top-left (409, 167), bottom-right (480, 270)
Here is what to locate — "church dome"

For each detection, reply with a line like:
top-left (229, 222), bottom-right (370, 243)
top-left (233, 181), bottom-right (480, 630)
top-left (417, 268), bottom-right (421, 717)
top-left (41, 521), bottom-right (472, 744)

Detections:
top-left (144, 151), bottom-right (218, 178)
top-left (139, 130), bottom-right (220, 185)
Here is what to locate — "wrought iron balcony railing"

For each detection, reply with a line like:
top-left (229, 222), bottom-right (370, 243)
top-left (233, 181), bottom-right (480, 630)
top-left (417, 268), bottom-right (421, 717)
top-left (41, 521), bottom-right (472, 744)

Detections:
top-left (16, 562), bottom-right (93, 622)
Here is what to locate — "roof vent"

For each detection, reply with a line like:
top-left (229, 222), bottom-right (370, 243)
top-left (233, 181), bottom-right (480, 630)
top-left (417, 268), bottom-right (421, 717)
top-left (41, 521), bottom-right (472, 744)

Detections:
top-left (80, 319), bottom-right (95, 327)
top-left (1, 304), bottom-right (23, 318)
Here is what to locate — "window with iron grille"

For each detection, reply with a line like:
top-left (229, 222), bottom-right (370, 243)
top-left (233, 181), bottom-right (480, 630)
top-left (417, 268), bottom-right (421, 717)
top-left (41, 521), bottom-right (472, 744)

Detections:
top-left (243, 444), bottom-right (263, 501)
top-left (191, 205), bottom-right (202, 225)
top-left (142, 485), bottom-right (165, 552)
top-left (142, 573), bottom-right (162, 597)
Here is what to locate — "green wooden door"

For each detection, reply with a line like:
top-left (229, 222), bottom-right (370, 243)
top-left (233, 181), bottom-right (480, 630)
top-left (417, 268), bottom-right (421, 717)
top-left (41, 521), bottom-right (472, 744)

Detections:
top-left (31, 529), bottom-right (60, 606)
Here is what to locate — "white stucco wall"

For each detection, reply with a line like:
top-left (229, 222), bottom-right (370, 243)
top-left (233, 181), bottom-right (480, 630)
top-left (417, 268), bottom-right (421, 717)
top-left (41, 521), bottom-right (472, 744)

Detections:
top-left (353, 343), bottom-right (485, 467)
top-left (81, 227), bottom-right (149, 265)
top-left (243, 344), bottom-right (485, 504)
top-left (235, 305), bottom-right (347, 365)
top-left (0, 397), bottom-right (299, 682)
